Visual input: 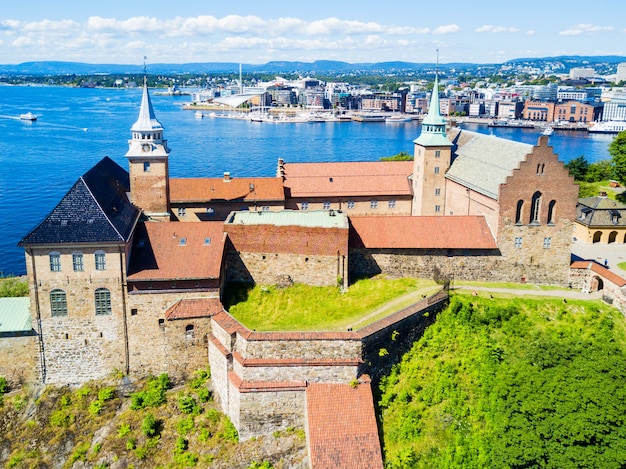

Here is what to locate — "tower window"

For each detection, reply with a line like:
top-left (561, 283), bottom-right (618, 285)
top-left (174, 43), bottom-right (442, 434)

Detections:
top-left (95, 251), bottom-right (106, 271)
top-left (514, 237), bottom-right (523, 248)
top-left (435, 205), bottom-right (441, 213)
top-left (543, 237), bottom-right (552, 248)
top-left (49, 252), bottom-right (61, 272)
top-left (435, 188), bottom-right (441, 196)
top-left (72, 252), bottom-right (84, 272)
top-left (434, 166), bottom-right (440, 174)
top-left (50, 289), bottom-right (68, 317)
top-left (435, 150), bottom-right (441, 158)
top-left (95, 288), bottom-right (112, 315)
top-left (143, 161), bottom-right (151, 172)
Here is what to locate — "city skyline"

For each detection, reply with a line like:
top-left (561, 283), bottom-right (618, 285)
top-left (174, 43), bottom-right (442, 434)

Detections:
top-left (1, 0), bottom-right (625, 66)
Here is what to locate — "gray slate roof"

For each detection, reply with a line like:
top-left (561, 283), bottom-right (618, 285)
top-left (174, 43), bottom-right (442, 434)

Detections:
top-left (445, 127), bottom-right (533, 199)
top-left (19, 157), bottom-right (140, 246)
top-left (576, 196), bottom-right (626, 227)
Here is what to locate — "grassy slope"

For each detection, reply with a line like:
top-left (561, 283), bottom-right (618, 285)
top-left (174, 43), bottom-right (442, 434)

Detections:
top-left (223, 277), bottom-right (440, 331)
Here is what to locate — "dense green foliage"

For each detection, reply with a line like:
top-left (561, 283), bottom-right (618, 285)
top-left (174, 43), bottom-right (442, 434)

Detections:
top-left (564, 155), bottom-right (614, 183)
top-left (610, 131), bottom-right (626, 185)
top-left (130, 373), bottom-right (171, 410)
top-left (0, 277), bottom-right (28, 297)
top-left (379, 296), bottom-right (626, 468)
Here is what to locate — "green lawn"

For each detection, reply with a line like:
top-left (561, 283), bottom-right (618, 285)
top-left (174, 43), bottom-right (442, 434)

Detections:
top-left (222, 277), bottom-right (440, 332)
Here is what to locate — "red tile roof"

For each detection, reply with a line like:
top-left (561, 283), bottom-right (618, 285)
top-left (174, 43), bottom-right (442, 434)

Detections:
top-left (349, 215), bottom-right (497, 249)
top-left (570, 260), bottom-right (626, 287)
top-left (164, 297), bottom-right (224, 320)
top-left (170, 177), bottom-right (284, 202)
top-left (306, 380), bottom-right (383, 469)
top-left (127, 221), bottom-right (225, 280)
top-left (282, 161), bottom-right (413, 197)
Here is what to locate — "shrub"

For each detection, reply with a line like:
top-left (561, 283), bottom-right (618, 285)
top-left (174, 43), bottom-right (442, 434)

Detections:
top-left (0, 376), bottom-right (8, 395)
top-left (178, 394), bottom-right (200, 415)
top-left (98, 387), bottom-right (115, 402)
top-left (196, 386), bottom-right (212, 403)
top-left (49, 409), bottom-right (74, 427)
top-left (118, 422), bottom-right (131, 438)
top-left (130, 374), bottom-right (170, 410)
top-left (189, 368), bottom-right (211, 389)
top-left (126, 438), bottom-right (136, 451)
top-left (141, 413), bottom-right (158, 437)
top-left (248, 462), bottom-right (274, 469)
top-left (220, 418), bottom-right (239, 442)
top-left (88, 399), bottom-right (103, 415)
top-left (177, 416), bottom-right (195, 435)
top-left (75, 387), bottom-right (91, 399)
top-left (69, 442), bottom-right (89, 463)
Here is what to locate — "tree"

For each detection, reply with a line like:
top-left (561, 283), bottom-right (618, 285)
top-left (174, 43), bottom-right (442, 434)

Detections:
top-left (585, 160), bottom-right (614, 182)
top-left (609, 130), bottom-right (626, 185)
top-left (564, 155), bottom-right (589, 181)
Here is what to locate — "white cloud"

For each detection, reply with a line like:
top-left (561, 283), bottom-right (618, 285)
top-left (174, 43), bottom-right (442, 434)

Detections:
top-left (526, 30), bottom-right (535, 36)
top-left (559, 24), bottom-right (614, 36)
top-left (433, 25), bottom-right (460, 35)
top-left (475, 25), bottom-right (519, 33)
top-left (0, 19), bottom-right (20, 31)
top-left (23, 19), bottom-right (80, 33)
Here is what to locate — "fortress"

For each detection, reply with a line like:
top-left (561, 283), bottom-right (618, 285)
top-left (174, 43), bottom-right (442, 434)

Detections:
top-left (7, 76), bottom-right (582, 463)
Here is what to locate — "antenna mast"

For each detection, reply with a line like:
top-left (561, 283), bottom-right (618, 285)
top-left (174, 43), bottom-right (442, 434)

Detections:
top-left (143, 56), bottom-right (147, 86)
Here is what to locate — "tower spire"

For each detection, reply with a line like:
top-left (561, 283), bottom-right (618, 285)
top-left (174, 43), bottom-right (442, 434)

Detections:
top-left (413, 51), bottom-right (450, 146)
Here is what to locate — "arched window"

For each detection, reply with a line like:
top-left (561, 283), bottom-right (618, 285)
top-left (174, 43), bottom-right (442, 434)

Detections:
top-left (609, 231), bottom-right (618, 244)
top-left (50, 289), bottom-right (67, 317)
top-left (95, 288), bottom-right (111, 315)
top-left (185, 324), bottom-right (195, 339)
top-left (515, 200), bottom-right (524, 224)
top-left (593, 231), bottom-right (602, 243)
top-left (530, 191), bottom-right (542, 224)
top-left (547, 200), bottom-right (556, 225)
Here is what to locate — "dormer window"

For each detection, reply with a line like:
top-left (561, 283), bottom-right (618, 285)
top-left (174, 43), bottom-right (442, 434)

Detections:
top-left (610, 209), bottom-right (621, 225)
top-left (179, 237), bottom-right (187, 246)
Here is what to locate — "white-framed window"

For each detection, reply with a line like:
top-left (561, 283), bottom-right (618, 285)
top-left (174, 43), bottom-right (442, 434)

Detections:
top-left (543, 237), bottom-right (552, 248)
top-left (94, 288), bottom-right (111, 315)
top-left (177, 207), bottom-right (186, 217)
top-left (515, 237), bottom-right (523, 248)
top-left (261, 206), bottom-right (270, 211)
top-left (50, 289), bottom-right (68, 317)
top-left (49, 252), bottom-right (61, 272)
top-left (388, 200), bottom-right (396, 209)
top-left (179, 237), bottom-right (187, 246)
top-left (370, 200), bottom-right (378, 209)
top-left (301, 202), bottom-right (309, 211)
top-left (435, 188), bottom-right (441, 196)
top-left (323, 201), bottom-right (331, 210)
top-left (347, 201), bottom-right (355, 210)
top-left (72, 252), bottom-right (84, 272)
top-left (95, 251), bottom-right (106, 271)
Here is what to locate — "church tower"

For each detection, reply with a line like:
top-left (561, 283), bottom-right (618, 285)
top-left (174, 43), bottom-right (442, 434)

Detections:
top-left (125, 78), bottom-right (171, 221)
top-left (412, 74), bottom-right (453, 216)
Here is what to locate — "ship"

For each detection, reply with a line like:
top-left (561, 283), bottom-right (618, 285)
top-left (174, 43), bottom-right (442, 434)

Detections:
top-left (20, 112), bottom-right (37, 121)
top-left (588, 121), bottom-right (626, 134)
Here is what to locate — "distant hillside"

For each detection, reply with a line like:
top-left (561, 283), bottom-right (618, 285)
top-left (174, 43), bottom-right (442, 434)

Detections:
top-left (0, 55), bottom-right (624, 76)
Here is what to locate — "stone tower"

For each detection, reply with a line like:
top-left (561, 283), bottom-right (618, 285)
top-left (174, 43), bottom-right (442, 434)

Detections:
top-left (126, 78), bottom-right (171, 221)
top-left (412, 75), bottom-right (453, 216)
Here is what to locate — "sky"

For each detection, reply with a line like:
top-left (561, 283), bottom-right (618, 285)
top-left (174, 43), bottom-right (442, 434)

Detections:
top-left (1, 0), bottom-right (625, 66)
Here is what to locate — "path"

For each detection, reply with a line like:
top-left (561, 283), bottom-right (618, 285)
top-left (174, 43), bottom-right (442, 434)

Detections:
top-left (453, 284), bottom-right (603, 300)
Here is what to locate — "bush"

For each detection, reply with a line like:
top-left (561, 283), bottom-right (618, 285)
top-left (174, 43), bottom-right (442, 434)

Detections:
top-left (49, 410), bottom-right (74, 427)
top-left (141, 413), bottom-right (158, 437)
top-left (177, 416), bottom-right (195, 435)
top-left (196, 386), bottom-right (212, 403)
top-left (220, 418), bottom-right (239, 442)
top-left (118, 422), bottom-right (131, 438)
top-left (98, 387), bottom-right (115, 402)
top-left (0, 277), bottom-right (28, 297)
top-left (131, 374), bottom-right (170, 410)
top-left (88, 399), bottom-right (103, 415)
top-left (177, 394), bottom-right (200, 415)
top-left (0, 376), bottom-right (8, 395)
top-left (189, 368), bottom-right (211, 390)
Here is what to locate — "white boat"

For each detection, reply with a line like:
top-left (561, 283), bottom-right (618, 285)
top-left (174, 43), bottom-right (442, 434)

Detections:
top-left (194, 111), bottom-right (204, 119)
top-left (385, 114), bottom-right (412, 123)
top-left (542, 126), bottom-right (553, 136)
top-left (588, 121), bottom-right (626, 134)
top-left (352, 113), bottom-right (385, 122)
top-left (20, 112), bottom-right (37, 121)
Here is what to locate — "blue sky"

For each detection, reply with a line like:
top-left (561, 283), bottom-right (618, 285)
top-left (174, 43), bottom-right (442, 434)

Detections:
top-left (1, 0), bottom-right (625, 65)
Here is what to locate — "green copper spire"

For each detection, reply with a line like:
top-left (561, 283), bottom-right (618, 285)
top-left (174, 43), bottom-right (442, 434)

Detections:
top-left (413, 72), bottom-right (452, 147)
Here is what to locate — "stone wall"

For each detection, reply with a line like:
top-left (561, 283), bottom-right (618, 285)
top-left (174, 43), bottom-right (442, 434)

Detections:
top-left (0, 333), bottom-right (38, 387)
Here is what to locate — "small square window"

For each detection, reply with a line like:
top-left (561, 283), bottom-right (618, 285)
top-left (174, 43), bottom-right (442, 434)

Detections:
top-left (323, 201), bottom-right (331, 210)
top-left (301, 202), bottom-right (309, 211)
top-left (177, 207), bottom-right (186, 217)
top-left (261, 206), bottom-right (270, 211)
top-left (515, 237), bottom-right (523, 248)
top-left (204, 237), bottom-right (211, 245)
top-left (370, 200), bottom-right (378, 209)
top-left (347, 201), bottom-right (355, 210)
top-left (543, 237), bottom-right (552, 248)
top-left (388, 200), bottom-right (396, 209)
top-left (179, 237), bottom-right (187, 246)
top-left (206, 207), bottom-right (215, 216)
top-left (143, 161), bottom-right (151, 172)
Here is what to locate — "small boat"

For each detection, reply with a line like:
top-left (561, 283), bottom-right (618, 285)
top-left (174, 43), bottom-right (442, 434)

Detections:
top-left (194, 111), bottom-right (204, 119)
top-left (542, 126), bottom-right (553, 136)
top-left (20, 112), bottom-right (37, 121)
top-left (352, 113), bottom-right (385, 122)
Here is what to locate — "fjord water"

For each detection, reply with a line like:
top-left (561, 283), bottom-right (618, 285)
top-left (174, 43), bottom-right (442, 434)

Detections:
top-left (0, 85), bottom-right (614, 275)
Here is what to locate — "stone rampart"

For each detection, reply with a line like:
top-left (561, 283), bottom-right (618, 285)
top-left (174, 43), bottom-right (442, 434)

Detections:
top-left (0, 332), bottom-right (38, 387)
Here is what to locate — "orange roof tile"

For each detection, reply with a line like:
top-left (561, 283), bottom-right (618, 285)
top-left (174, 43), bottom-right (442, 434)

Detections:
top-left (349, 215), bottom-right (497, 249)
top-left (282, 161), bottom-right (413, 197)
top-left (306, 381), bottom-right (383, 469)
top-left (570, 260), bottom-right (626, 287)
top-left (165, 298), bottom-right (224, 320)
top-left (127, 221), bottom-right (225, 280)
top-left (170, 177), bottom-right (284, 203)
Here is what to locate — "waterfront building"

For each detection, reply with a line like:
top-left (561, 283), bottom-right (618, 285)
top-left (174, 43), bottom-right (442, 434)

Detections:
top-left (554, 101), bottom-right (601, 123)
top-left (575, 194), bottom-right (626, 244)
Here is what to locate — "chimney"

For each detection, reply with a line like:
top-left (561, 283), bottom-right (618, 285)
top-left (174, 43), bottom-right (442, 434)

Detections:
top-left (599, 191), bottom-right (607, 197)
top-left (223, 172), bottom-right (231, 182)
